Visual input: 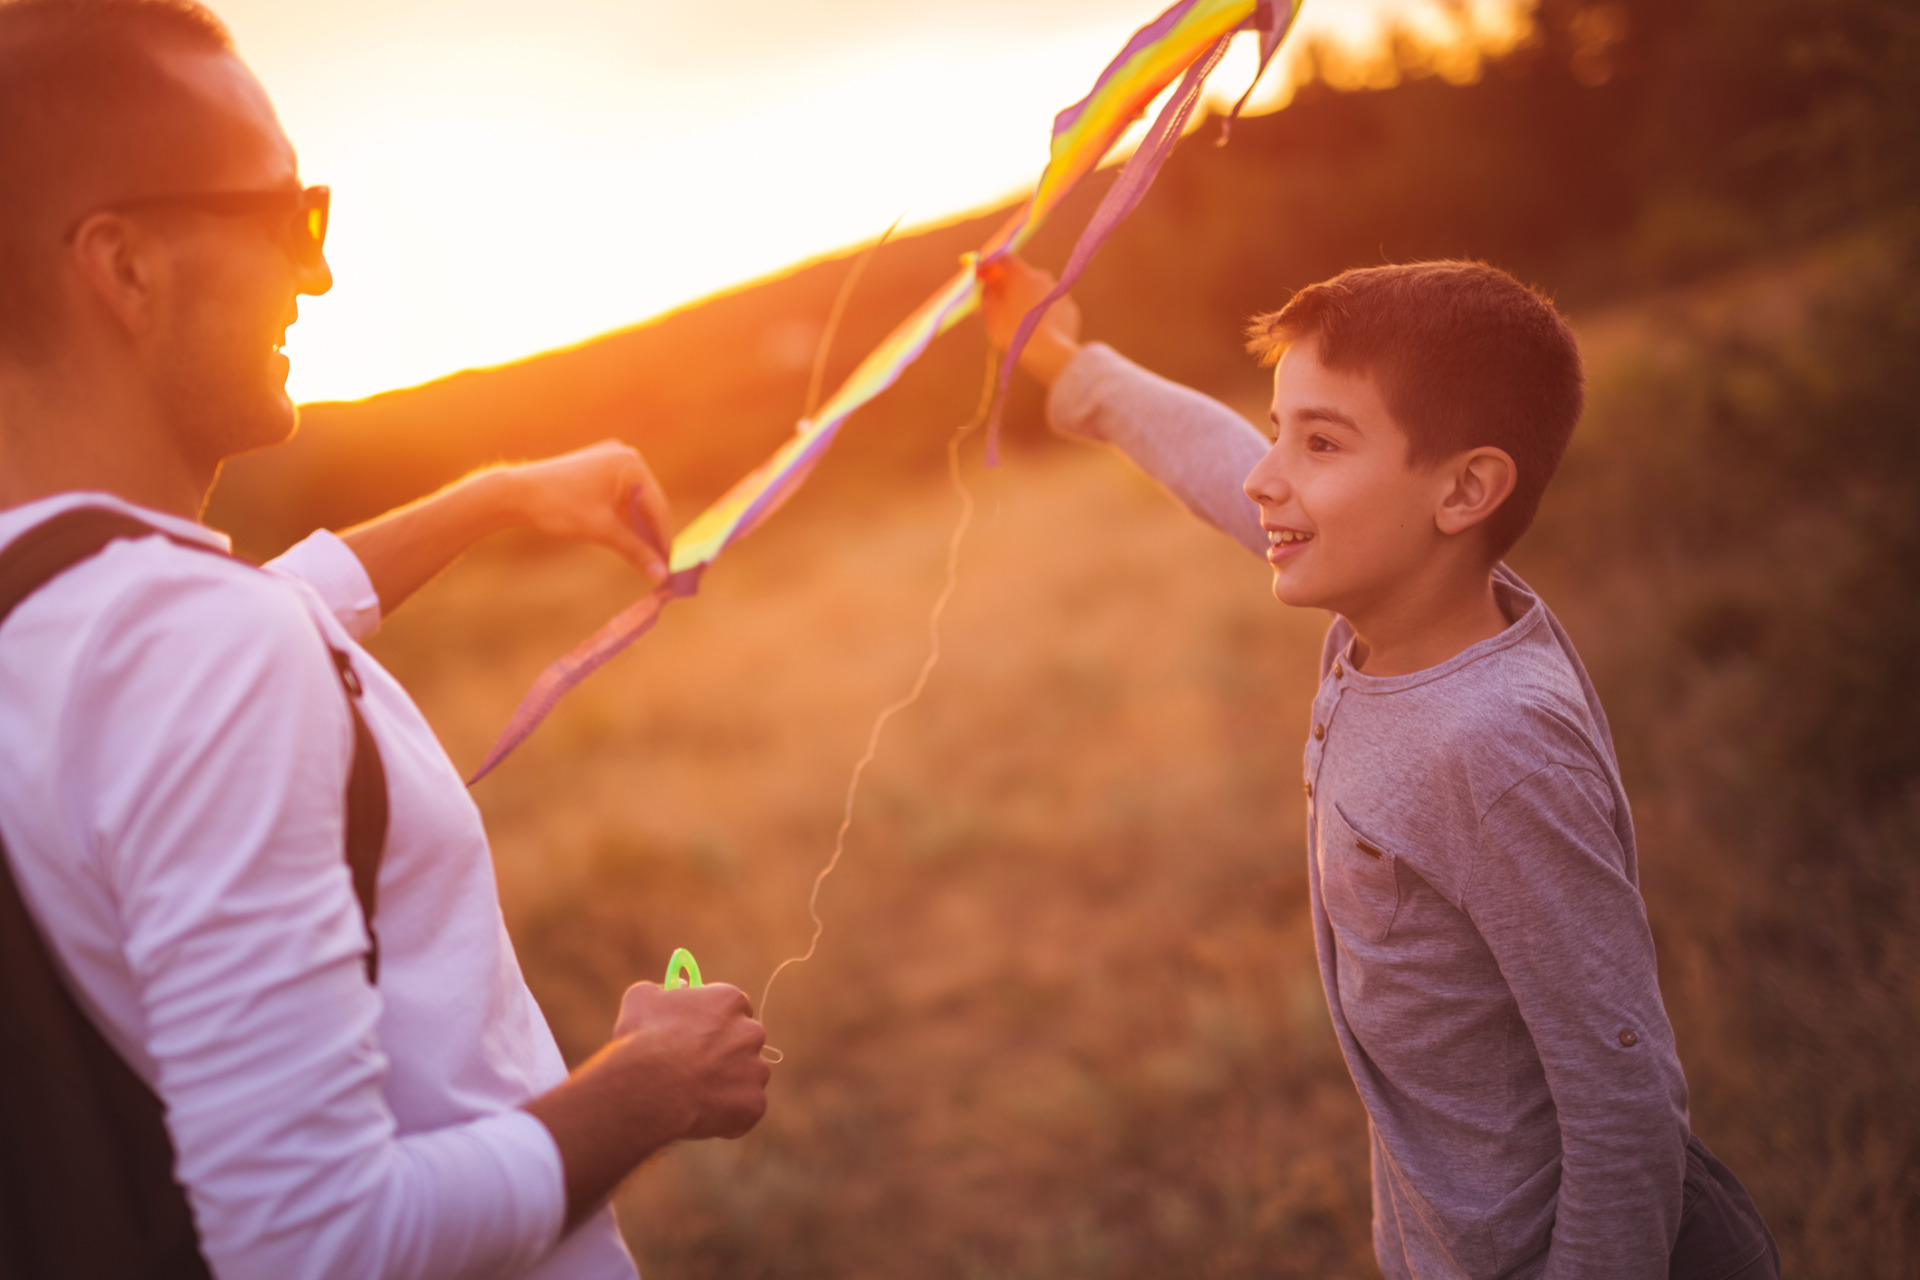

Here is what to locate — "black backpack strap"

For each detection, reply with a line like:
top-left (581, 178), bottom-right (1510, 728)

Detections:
top-left (0, 812), bottom-right (211, 1277)
top-left (0, 506), bottom-right (389, 977)
top-left (333, 650), bottom-right (389, 981)
top-left (0, 509), bottom-right (219, 1279)
top-left (0, 507), bottom-right (175, 619)
top-left (0, 505), bottom-right (394, 1278)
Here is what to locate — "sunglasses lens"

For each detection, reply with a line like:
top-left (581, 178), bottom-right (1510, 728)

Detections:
top-left (295, 189), bottom-right (329, 267)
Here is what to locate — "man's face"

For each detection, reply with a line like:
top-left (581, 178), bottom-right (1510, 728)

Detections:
top-left (143, 48), bottom-right (330, 468)
top-left (1242, 338), bottom-right (1451, 619)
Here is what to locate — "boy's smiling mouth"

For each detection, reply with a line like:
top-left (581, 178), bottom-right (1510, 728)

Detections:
top-left (1265, 524), bottom-right (1315, 564)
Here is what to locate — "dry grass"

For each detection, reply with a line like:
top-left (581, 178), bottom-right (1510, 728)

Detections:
top-left (361, 247), bottom-right (1919, 1276)
top-left (1518, 239), bottom-right (1920, 1277)
top-left (372, 446), bottom-right (1382, 1277)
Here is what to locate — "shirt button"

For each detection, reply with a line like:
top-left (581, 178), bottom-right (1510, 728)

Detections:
top-left (1305, 780), bottom-right (1314, 799)
top-left (1313, 724), bottom-right (1325, 741)
top-left (1332, 661), bottom-right (1344, 679)
top-left (1618, 1029), bottom-right (1639, 1047)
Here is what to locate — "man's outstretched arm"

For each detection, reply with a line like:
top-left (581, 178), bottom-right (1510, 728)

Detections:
top-left (980, 257), bottom-right (1269, 555)
top-left (338, 440), bottom-right (673, 617)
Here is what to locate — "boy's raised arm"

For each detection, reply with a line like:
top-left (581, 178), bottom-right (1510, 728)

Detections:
top-left (981, 258), bottom-right (1269, 556)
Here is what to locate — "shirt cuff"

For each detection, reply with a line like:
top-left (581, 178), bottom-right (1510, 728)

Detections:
top-left (1046, 342), bottom-right (1130, 444)
top-left (265, 531), bottom-right (383, 641)
top-left (478, 1108), bottom-right (569, 1266)
top-left (361, 1107), bottom-right (569, 1279)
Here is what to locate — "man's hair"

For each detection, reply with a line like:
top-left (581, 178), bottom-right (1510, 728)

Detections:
top-left (1246, 261), bottom-right (1585, 559)
top-left (0, 0), bottom-right (233, 356)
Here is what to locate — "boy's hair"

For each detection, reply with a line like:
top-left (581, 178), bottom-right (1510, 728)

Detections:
top-left (0, 0), bottom-right (234, 358)
top-left (1246, 261), bottom-right (1584, 559)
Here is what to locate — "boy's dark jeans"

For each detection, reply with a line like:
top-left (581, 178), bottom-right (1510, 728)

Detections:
top-left (1670, 1136), bottom-right (1779, 1279)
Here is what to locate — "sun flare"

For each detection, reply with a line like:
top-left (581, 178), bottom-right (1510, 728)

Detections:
top-left (212, 0), bottom-right (1523, 404)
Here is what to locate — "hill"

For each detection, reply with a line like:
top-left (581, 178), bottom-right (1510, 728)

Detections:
top-left (209, 0), bottom-right (1789, 556)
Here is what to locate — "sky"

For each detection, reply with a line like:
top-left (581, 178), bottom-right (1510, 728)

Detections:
top-left (214, 0), bottom-right (1523, 403)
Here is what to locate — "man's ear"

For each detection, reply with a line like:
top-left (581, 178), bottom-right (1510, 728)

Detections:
top-left (66, 213), bottom-right (166, 339)
top-left (1435, 446), bottom-right (1517, 537)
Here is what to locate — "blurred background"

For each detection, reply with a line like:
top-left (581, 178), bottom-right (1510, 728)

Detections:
top-left (209, 0), bottom-right (1919, 1274)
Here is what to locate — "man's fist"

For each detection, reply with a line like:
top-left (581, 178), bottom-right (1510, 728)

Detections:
top-left (523, 975), bottom-right (771, 1228)
top-left (615, 981), bottom-right (770, 1142)
top-left (979, 255), bottom-right (1083, 387)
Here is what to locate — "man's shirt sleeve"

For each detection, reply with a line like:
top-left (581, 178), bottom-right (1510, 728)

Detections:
top-left (1047, 342), bottom-right (1271, 556)
top-left (1464, 762), bottom-right (1689, 1278)
top-left (267, 530), bottom-right (383, 641)
top-left (61, 558), bottom-right (562, 1280)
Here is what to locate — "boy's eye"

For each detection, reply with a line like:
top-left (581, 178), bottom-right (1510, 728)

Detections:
top-left (1307, 433), bottom-right (1337, 453)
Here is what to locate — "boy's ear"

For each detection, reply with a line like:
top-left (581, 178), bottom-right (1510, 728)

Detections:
top-left (1434, 446), bottom-right (1517, 538)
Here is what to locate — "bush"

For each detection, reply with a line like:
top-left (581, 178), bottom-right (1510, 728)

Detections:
top-left (1517, 232), bottom-right (1920, 1275)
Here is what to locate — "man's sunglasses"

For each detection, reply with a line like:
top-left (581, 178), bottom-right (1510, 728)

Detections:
top-left (68, 185), bottom-right (330, 269)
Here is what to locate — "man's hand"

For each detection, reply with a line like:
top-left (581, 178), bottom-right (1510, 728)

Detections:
top-left (339, 439), bottom-right (674, 615)
top-left (523, 981), bottom-right (769, 1229)
top-left (611, 982), bottom-right (770, 1141)
top-left (979, 255), bottom-right (1083, 387)
top-left (497, 441), bottom-right (671, 580)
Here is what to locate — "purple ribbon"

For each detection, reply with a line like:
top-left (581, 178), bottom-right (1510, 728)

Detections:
top-left (467, 566), bottom-right (704, 783)
top-left (1220, 1), bottom-right (1291, 145)
top-left (985, 32), bottom-right (1237, 464)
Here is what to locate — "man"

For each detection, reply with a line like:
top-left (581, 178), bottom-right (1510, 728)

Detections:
top-left (0, 2), bottom-right (769, 1276)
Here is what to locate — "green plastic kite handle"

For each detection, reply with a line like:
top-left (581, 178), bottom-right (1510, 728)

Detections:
top-left (664, 947), bottom-right (703, 991)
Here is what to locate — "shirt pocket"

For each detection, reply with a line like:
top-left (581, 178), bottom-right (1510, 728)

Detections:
top-left (1321, 801), bottom-right (1401, 944)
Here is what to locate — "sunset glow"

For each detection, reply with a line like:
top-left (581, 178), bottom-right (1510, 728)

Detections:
top-left (213, 0), bottom-right (1525, 404)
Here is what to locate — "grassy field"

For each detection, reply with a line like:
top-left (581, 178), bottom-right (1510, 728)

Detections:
top-left (352, 239), bottom-right (1917, 1277)
top-left (374, 440), bottom-right (1376, 1276)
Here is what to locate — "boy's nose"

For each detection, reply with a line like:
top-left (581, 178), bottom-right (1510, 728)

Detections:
top-left (1243, 445), bottom-right (1290, 506)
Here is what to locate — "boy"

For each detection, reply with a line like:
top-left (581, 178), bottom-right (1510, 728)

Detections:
top-left (980, 257), bottom-right (1778, 1278)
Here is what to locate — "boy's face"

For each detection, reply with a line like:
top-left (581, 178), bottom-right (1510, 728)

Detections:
top-left (1243, 338), bottom-right (1458, 617)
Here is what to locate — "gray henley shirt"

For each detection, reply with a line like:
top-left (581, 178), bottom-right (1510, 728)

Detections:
top-left (1049, 343), bottom-right (1690, 1279)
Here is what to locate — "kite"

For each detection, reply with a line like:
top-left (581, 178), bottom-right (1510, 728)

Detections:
top-left (469, 0), bottom-right (1301, 782)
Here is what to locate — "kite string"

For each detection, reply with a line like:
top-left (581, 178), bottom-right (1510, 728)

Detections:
top-left (804, 215), bottom-right (904, 421)
top-left (757, 351), bottom-right (996, 1034)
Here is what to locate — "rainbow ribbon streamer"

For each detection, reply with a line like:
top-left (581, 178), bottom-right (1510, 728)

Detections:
top-left (469, 0), bottom-right (1300, 782)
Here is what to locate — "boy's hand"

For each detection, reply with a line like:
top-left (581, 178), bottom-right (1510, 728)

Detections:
top-left (979, 256), bottom-right (1083, 387)
top-left (498, 440), bottom-right (672, 580)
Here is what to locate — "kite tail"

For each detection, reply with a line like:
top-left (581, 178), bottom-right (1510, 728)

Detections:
top-left (1218, 0), bottom-right (1293, 146)
top-left (984, 30), bottom-right (1236, 465)
top-left (468, 566), bottom-right (704, 783)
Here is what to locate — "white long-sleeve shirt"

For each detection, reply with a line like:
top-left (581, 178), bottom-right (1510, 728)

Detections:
top-left (0, 492), bottom-right (637, 1280)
